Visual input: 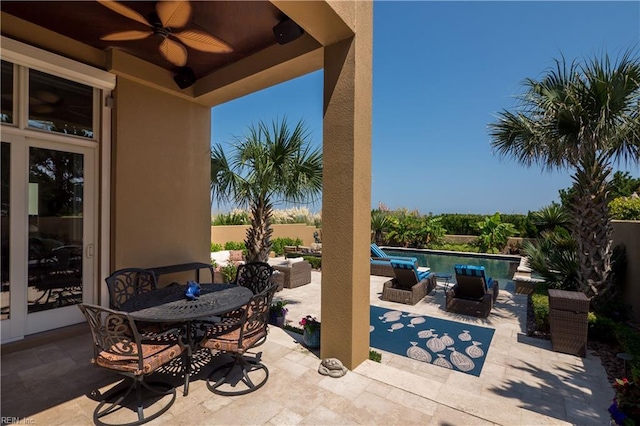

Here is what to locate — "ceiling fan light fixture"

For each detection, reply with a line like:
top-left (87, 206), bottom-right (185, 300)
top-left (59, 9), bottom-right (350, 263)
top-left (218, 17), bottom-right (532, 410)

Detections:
top-left (174, 66), bottom-right (196, 89)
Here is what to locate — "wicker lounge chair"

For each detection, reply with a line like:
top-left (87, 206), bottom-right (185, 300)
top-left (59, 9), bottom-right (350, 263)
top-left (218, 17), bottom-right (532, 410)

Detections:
top-left (272, 258), bottom-right (312, 288)
top-left (381, 259), bottom-right (436, 305)
top-left (370, 244), bottom-right (418, 277)
top-left (446, 264), bottom-right (499, 318)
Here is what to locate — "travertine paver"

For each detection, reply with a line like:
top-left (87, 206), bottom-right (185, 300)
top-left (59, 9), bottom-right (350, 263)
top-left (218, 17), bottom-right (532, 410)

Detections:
top-left (0, 266), bottom-right (614, 425)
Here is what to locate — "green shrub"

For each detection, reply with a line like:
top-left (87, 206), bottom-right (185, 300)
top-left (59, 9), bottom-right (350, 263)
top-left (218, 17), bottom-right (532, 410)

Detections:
top-left (531, 293), bottom-right (550, 332)
top-left (587, 312), bottom-right (617, 344)
top-left (613, 322), bottom-right (640, 380)
top-left (431, 242), bottom-right (478, 253)
top-left (211, 243), bottom-right (223, 252)
top-left (212, 211), bottom-right (250, 225)
top-left (303, 256), bottom-right (322, 269)
top-left (610, 196), bottom-right (640, 220)
top-left (271, 237), bottom-right (303, 256)
top-left (224, 241), bottom-right (246, 251)
top-left (369, 349), bottom-right (382, 363)
top-left (220, 264), bottom-right (238, 283)
top-left (284, 324), bottom-right (303, 334)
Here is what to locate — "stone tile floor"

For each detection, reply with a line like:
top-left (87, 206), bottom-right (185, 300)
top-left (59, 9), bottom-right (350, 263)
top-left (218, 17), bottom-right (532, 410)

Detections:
top-left (1, 267), bottom-right (614, 425)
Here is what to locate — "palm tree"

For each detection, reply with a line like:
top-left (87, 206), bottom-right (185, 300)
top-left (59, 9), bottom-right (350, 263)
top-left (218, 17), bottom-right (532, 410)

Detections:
top-left (532, 203), bottom-right (570, 234)
top-left (211, 118), bottom-right (322, 262)
top-left (371, 209), bottom-right (389, 245)
top-left (489, 51), bottom-right (640, 302)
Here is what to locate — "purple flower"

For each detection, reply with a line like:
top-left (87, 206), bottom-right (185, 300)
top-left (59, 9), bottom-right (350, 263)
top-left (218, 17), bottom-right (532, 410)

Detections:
top-left (609, 401), bottom-right (628, 425)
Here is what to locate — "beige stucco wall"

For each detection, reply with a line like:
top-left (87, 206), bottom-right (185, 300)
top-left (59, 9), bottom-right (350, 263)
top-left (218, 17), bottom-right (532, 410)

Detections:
top-left (211, 224), bottom-right (319, 247)
top-left (111, 77), bottom-right (211, 285)
top-left (612, 220), bottom-right (640, 319)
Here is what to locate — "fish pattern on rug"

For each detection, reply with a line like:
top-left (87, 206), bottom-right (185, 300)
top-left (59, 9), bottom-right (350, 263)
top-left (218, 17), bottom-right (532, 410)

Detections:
top-left (369, 306), bottom-right (495, 377)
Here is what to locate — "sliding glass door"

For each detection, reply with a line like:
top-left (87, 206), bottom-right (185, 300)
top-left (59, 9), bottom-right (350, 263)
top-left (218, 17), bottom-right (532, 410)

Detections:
top-left (1, 135), bottom-right (95, 340)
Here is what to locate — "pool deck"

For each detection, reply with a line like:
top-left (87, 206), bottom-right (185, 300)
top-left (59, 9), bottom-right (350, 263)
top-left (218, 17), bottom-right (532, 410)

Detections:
top-left (1, 264), bottom-right (613, 425)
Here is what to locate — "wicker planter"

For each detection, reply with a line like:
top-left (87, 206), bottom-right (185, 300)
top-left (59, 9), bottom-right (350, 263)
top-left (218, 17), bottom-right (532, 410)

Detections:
top-left (548, 289), bottom-right (589, 357)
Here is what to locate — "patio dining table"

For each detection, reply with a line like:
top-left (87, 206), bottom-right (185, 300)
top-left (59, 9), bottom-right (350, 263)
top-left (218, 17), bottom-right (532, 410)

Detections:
top-left (120, 283), bottom-right (253, 396)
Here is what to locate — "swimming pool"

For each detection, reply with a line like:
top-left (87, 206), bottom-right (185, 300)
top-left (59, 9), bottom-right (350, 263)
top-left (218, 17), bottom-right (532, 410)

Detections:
top-left (383, 248), bottom-right (519, 290)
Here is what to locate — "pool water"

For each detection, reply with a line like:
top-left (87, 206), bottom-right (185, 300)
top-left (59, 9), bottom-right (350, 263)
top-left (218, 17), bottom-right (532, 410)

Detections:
top-left (384, 249), bottom-right (519, 290)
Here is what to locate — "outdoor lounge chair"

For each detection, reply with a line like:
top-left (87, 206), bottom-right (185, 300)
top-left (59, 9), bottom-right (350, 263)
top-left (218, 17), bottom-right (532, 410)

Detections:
top-left (381, 259), bottom-right (436, 305)
top-left (446, 264), bottom-right (499, 318)
top-left (370, 243), bottom-right (419, 277)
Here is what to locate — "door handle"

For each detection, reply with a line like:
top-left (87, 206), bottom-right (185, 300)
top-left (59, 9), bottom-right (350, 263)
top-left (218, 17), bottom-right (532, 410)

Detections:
top-left (86, 244), bottom-right (94, 259)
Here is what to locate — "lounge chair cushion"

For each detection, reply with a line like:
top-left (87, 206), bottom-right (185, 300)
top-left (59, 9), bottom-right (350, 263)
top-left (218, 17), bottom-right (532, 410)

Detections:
top-left (417, 270), bottom-right (431, 281)
top-left (370, 244), bottom-right (387, 258)
top-left (389, 259), bottom-right (417, 269)
top-left (454, 265), bottom-right (494, 289)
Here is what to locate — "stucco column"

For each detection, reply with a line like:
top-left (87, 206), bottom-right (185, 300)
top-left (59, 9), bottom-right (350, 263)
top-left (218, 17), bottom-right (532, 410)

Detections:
top-left (321, 1), bottom-right (373, 369)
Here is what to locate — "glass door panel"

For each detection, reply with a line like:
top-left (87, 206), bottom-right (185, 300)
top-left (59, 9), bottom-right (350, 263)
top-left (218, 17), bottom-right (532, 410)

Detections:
top-left (27, 147), bottom-right (84, 313)
top-left (1, 142), bottom-right (10, 320)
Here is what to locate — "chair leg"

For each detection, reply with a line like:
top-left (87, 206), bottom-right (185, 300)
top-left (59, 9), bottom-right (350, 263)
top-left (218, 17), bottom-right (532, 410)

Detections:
top-left (94, 377), bottom-right (177, 426)
top-left (182, 348), bottom-right (191, 396)
top-left (206, 352), bottom-right (269, 396)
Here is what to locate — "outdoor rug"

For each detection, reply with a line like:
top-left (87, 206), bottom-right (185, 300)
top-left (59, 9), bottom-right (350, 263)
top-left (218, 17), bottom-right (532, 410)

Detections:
top-left (370, 306), bottom-right (495, 377)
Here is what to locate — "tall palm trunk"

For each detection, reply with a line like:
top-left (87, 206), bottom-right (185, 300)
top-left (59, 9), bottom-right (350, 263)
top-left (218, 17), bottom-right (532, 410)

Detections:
top-left (568, 153), bottom-right (613, 301)
top-left (245, 196), bottom-right (274, 263)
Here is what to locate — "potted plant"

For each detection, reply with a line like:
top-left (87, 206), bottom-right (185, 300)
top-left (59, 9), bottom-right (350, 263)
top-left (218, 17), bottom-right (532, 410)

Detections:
top-left (299, 315), bottom-right (321, 349)
top-left (220, 264), bottom-right (238, 284)
top-left (609, 377), bottom-right (640, 425)
top-left (269, 300), bottom-right (288, 327)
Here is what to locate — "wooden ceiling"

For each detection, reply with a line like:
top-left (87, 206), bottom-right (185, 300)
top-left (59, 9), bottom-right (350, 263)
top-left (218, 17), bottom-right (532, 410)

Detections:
top-left (1, 1), bottom-right (286, 79)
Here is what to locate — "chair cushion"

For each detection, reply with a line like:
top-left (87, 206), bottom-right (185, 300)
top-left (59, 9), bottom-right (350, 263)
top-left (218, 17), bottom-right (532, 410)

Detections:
top-left (229, 250), bottom-right (244, 262)
top-left (96, 342), bottom-right (183, 375)
top-left (390, 259), bottom-right (416, 270)
top-left (201, 327), bottom-right (266, 353)
top-left (417, 270), bottom-right (431, 281)
top-left (370, 244), bottom-right (387, 258)
top-left (454, 264), bottom-right (486, 277)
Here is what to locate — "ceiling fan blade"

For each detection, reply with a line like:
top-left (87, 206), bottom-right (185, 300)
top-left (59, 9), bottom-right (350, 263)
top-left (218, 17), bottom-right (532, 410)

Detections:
top-left (156, 0), bottom-right (192, 29)
top-left (29, 96), bottom-right (46, 106)
top-left (35, 90), bottom-right (60, 104)
top-left (159, 39), bottom-right (188, 67)
top-left (101, 30), bottom-right (152, 41)
top-left (32, 104), bottom-right (55, 114)
top-left (97, 0), bottom-right (151, 27)
top-left (173, 29), bottom-right (233, 53)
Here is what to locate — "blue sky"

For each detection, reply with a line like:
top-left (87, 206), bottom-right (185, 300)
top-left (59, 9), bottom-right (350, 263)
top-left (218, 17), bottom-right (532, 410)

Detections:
top-left (211, 1), bottom-right (640, 215)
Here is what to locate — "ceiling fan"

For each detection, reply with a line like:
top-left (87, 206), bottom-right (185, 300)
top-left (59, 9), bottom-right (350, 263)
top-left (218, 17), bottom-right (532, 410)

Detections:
top-left (2, 91), bottom-right (90, 119)
top-left (97, 0), bottom-right (233, 67)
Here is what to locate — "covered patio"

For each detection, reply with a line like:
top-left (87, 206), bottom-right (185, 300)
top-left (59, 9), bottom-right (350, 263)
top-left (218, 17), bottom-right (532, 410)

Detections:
top-left (1, 0), bottom-right (372, 368)
top-left (2, 273), bottom-right (612, 425)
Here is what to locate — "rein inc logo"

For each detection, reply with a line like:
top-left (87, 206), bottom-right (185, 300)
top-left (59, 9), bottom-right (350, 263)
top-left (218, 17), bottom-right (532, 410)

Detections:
top-left (1, 418), bottom-right (35, 425)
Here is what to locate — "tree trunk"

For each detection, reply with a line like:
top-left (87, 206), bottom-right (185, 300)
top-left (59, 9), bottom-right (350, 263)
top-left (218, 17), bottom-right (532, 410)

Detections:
top-left (568, 154), bottom-right (613, 304)
top-left (245, 197), bottom-right (274, 263)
